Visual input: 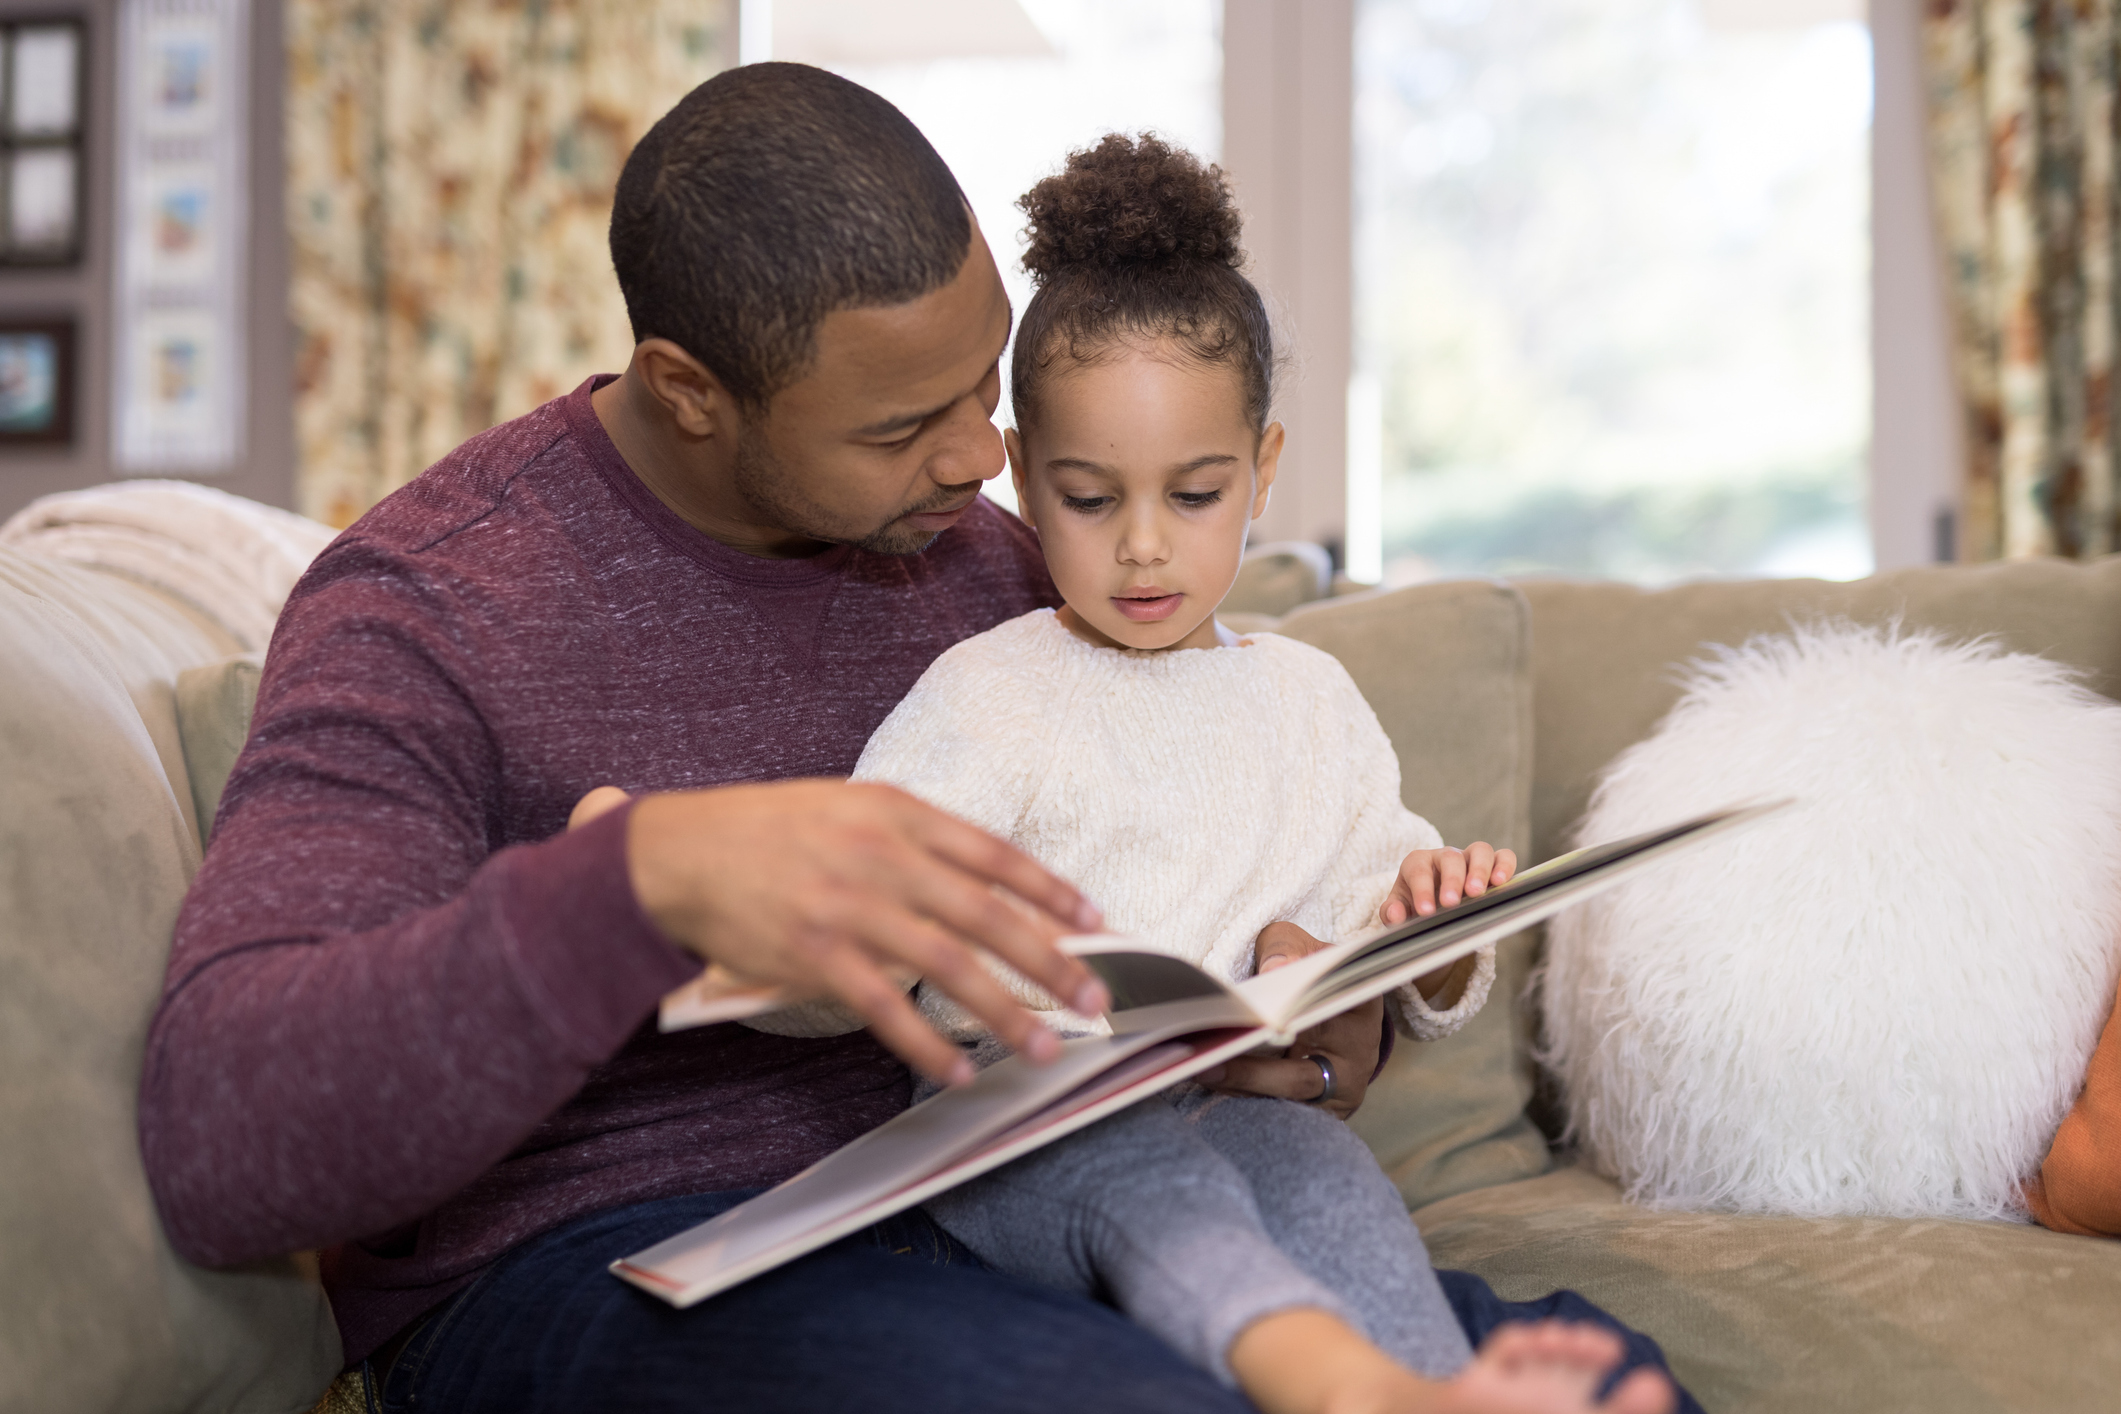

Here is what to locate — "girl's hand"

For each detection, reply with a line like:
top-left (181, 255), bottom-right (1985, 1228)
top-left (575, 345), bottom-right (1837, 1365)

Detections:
top-left (1198, 921), bottom-right (1382, 1120)
top-left (1381, 843), bottom-right (1517, 925)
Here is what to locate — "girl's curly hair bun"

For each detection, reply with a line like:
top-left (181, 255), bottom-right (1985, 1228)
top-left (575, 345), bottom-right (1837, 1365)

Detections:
top-left (1019, 133), bottom-right (1243, 282)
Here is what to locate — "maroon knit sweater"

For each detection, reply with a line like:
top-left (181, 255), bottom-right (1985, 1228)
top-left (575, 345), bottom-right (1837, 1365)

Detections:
top-left (137, 377), bottom-right (1058, 1361)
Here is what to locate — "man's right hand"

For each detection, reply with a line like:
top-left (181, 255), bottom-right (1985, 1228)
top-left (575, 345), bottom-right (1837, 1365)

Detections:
top-left (608, 781), bottom-right (1108, 1087)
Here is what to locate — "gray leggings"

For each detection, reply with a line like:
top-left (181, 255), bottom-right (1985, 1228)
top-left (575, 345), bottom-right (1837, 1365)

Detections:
top-left (921, 1087), bottom-right (1475, 1385)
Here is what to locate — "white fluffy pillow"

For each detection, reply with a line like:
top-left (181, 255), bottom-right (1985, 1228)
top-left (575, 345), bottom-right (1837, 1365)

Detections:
top-left (1542, 622), bottom-right (2121, 1220)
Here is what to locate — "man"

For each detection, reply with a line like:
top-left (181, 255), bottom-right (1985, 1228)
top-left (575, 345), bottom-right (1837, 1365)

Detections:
top-left (140, 64), bottom-right (1355, 1412)
top-left (141, 64), bottom-right (1690, 1414)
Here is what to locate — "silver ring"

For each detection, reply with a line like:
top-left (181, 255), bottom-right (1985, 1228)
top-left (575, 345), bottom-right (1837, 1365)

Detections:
top-left (1303, 1053), bottom-right (1337, 1106)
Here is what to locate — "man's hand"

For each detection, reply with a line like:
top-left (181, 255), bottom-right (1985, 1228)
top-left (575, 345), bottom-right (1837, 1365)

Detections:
top-left (583, 781), bottom-right (1109, 1088)
top-left (1382, 842), bottom-right (1517, 925)
top-left (1199, 921), bottom-right (1381, 1120)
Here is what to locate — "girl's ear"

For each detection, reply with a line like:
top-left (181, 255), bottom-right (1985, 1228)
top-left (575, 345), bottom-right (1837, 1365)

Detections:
top-left (1250, 422), bottom-right (1285, 521)
top-left (1005, 427), bottom-right (1037, 531)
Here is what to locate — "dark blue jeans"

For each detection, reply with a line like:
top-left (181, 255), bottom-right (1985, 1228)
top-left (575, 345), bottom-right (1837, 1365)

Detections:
top-left (374, 1189), bottom-right (1702, 1414)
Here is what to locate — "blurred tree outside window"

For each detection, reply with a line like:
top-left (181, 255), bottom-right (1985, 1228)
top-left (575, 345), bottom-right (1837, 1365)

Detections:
top-left (1352, 0), bottom-right (1873, 584)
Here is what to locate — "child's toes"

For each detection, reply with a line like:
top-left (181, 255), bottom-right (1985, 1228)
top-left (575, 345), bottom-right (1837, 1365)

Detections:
top-left (1485, 1319), bottom-right (1622, 1376)
top-left (1601, 1367), bottom-right (1676, 1414)
top-left (1561, 1331), bottom-right (1620, 1373)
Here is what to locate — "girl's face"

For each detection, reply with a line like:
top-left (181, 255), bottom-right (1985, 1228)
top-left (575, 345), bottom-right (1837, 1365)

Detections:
top-left (1007, 341), bottom-right (1282, 653)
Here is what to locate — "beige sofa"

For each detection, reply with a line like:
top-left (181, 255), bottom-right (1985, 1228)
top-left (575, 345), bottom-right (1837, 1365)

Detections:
top-left (5, 504), bottom-right (2120, 1413)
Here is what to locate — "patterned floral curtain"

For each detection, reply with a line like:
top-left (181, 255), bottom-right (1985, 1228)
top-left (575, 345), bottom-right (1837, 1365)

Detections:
top-left (1922, 1), bottom-right (2117, 561)
top-left (285, 2), bottom-right (733, 528)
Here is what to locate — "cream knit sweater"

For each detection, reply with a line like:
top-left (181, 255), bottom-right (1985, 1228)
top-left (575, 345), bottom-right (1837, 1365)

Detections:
top-left (750, 609), bottom-right (1493, 1044)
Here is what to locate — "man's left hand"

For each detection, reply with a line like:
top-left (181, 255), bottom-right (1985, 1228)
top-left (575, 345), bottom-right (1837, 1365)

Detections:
top-left (1198, 921), bottom-right (1380, 1120)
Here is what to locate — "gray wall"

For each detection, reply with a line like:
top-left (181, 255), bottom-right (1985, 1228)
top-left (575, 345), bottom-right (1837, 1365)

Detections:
top-left (0, 0), bottom-right (293, 521)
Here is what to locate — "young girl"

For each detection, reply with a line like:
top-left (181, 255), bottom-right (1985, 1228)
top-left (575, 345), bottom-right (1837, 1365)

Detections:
top-left (763, 137), bottom-right (1672, 1414)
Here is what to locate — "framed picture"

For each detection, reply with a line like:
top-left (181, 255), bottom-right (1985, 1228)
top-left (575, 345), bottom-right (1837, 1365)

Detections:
top-left (0, 317), bottom-right (75, 445)
top-left (115, 0), bottom-right (248, 471)
top-left (0, 18), bottom-right (88, 266)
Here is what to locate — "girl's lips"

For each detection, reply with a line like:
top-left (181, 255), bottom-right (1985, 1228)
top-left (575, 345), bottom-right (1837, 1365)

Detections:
top-left (1112, 593), bottom-right (1183, 622)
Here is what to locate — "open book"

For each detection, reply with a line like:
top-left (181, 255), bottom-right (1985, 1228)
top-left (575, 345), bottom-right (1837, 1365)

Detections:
top-left (613, 800), bottom-right (1785, 1307)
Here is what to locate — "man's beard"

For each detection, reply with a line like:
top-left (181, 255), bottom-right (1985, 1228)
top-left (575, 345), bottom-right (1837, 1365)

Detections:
top-left (730, 428), bottom-right (974, 556)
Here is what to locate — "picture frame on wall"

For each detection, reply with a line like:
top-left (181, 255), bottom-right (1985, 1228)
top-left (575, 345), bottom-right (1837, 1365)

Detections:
top-left (0, 316), bottom-right (76, 445)
top-left (0, 18), bottom-right (88, 266)
top-left (114, 0), bottom-right (248, 472)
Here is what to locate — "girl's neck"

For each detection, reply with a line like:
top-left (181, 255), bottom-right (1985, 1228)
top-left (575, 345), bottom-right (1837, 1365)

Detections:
top-left (1055, 604), bottom-right (1241, 652)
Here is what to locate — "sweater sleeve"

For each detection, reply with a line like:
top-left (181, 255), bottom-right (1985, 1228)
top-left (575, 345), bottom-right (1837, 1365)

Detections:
top-left (137, 548), bottom-right (698, 1267)
top-left (1308, 657), bottom-right (1496, 1042)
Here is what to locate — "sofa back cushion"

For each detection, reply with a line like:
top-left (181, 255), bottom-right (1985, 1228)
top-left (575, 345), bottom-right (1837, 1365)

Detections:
top-left (0, 548), bottom-right (339, 1414)
top-left (1520, 555), bottom-right (2121, 863)
top-left (176, 653), bottom-right (265, 840)
top-left (1273, 580), bottom-right (1552, 1207)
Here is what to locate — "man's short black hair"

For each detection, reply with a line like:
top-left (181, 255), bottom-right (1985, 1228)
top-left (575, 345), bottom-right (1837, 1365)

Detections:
top-left (610, 63), bottom-right (972, 410)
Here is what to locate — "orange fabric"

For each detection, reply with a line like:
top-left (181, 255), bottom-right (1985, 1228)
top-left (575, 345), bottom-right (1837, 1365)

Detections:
top-left (2028, 978), bottom-right (2121, 1237)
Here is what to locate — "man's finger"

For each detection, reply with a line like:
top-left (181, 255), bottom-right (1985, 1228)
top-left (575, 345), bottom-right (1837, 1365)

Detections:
top-left (881, 826), bottom-right (1108, 1019)
top-left (837, 901), bottom-right (1067, 1065)
top-left (1208, 1055), bottom-right (1360, 1119)
top-left (1210, 1055), bottom-right (1332, 1102)
top-left (804, 940), bottom-right (974, 1086)
top-left (568, 785), bottom-right (632, 831)
top-left (898, 790), bottom-right (1103, 933)
top-left (1256, 922), bottom-right (1327, 973)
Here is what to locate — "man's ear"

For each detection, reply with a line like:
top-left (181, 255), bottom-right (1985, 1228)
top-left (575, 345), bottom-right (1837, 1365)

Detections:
top-left (1251, 422), bottom-right (1285, 521)
top-left (633, 338), bottom-right (740, 442)
top-left (1005, 427), bottom-right (1037, 531)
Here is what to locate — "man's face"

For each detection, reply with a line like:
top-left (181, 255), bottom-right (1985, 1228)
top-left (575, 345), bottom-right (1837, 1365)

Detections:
top-left (733, 223), bottom-right (1014, 555)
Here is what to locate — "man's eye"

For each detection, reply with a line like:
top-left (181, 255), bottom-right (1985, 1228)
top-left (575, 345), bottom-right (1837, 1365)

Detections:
top-left (1061, 495), bottom-right (1111, 513)
top-left (1174, 490), bottom-right (1225, 508)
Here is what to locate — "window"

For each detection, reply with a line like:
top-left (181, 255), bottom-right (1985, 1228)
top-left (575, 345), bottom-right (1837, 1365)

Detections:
top-left (1350, 0), bottom-right (1872, 583)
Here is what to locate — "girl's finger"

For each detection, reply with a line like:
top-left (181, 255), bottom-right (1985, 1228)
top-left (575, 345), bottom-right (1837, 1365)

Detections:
top-left (1493, 848), bottom-right (1518, 886)
top-left (901, 790), bottom-right (1104, 934)
top-left (1464, 841), bottom-right (1495, 896)
top-left (1438, 848), bottom-right (1468, 908)
top-left (1406, 858), bottom-right (1438, 916)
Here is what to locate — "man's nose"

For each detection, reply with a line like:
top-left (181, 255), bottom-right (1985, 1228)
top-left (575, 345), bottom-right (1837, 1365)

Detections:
top-left (927, 400), bottom-right (1006, 484)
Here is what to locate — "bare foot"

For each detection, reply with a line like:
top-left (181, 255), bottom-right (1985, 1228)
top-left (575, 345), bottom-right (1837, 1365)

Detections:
top-left (1228, 1310), bottom-right (1676, 1414)
top-left (1430, 1322), bottom-right (1676, 1414)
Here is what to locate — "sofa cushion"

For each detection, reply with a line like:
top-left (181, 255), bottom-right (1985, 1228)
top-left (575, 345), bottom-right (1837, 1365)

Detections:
top-left (1519, 555), bottom-right (2121, 862)
top-left (1271, 581), bottom-right (1550, 1208)
top-left (1414, 1164), bottom-right (2121, 1414)
top-left (0, 548), bottom-right (339, 1414)
top-left (176, 654), bottom-right (265, 841)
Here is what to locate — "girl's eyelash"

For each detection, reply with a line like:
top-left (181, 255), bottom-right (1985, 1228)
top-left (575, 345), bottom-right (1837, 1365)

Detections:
top-left (1174, 490), bottom-right (1224, 507)
top-left (1062, 495), bottom-right (1111, 512)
